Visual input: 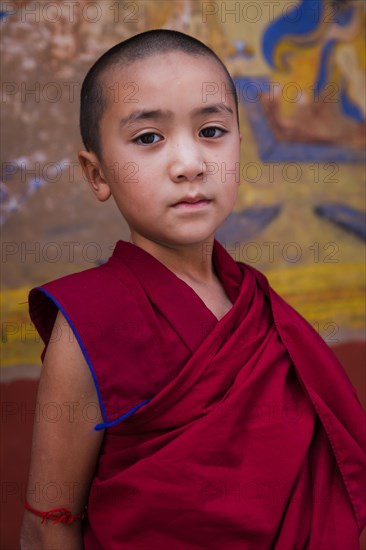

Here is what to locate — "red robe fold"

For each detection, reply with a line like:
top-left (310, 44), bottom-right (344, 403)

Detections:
top-left (28, 239), bottom-right (366, 549)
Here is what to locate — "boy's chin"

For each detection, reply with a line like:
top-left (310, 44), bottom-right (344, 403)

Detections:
top-left (159, 231), bottom-right (218, 248)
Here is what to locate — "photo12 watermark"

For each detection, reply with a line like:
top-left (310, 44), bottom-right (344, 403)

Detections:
top-left (2, 81), bottom-right (139, 105)
top-left (202, 161), bottom-right (339, 184)
top-left (201, 1), bottom-right (340, 25)
top-left (1, 1), bottom-right (140, 24)
top-left (201, 240), bottom-right (340, 265)
top-left (202, 81), bottom-right (342, 106)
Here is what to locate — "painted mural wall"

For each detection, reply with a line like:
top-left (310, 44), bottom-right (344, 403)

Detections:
top-left (1, 0), bottom-right (365, 368)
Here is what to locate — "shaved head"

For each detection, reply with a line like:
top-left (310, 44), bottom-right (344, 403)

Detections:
top-left (80, 29), bottom-right (239, 159)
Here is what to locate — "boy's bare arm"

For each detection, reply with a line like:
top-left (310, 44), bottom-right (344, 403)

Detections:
top-left (20, 310), bottom-right (104, 550)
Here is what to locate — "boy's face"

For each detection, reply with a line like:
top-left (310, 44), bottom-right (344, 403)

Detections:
top-left (80, 51), bottom-right (241, 250)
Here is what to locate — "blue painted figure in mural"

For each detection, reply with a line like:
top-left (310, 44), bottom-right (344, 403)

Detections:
top-left (238, 0), bottom-right (365, 162)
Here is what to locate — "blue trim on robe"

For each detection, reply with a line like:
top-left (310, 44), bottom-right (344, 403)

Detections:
top-left (37, 287), bottom-right (153, 431)
top-left (94, 399), bottom-right (152, 431)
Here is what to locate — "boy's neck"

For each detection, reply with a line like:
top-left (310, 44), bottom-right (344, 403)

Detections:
top-left (129, 235), bottom-right (216, 284)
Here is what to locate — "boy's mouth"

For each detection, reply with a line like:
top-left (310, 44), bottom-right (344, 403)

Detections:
top-left (171, 194), bottom-right (211, 208)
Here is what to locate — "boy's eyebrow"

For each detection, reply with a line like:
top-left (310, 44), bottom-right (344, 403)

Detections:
top-left (193, 103), bottom-right (234, 118)
top-left (120, 109), bottom-right (171, 127)
top-left (119, 103), bottom-right (233, 127)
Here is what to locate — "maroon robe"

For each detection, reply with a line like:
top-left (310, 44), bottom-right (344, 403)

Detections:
top-left (29, 239), bottom-right (366, 549)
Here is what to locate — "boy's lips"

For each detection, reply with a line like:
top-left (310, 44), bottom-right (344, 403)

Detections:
top-left (171, 194), bottom-right (212, 208)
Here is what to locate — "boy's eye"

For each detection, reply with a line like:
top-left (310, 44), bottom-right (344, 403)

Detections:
top-left (199, 126), bottom-right (227, 139)
top-left (133, 133), bottom-right (162, 145)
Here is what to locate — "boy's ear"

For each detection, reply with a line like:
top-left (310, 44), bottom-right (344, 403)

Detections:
top-left (78, 150), bottom-right (111, 202)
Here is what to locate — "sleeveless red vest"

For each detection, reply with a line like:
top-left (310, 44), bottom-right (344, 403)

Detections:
top-left (29, 239), bottom-right (366, 549)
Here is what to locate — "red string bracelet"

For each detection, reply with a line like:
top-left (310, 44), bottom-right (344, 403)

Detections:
top-left (24, 501), bottom-right (86, 525)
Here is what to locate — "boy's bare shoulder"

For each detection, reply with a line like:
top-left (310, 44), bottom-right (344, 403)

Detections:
top-left (21, 309), bottom-right (104, 548)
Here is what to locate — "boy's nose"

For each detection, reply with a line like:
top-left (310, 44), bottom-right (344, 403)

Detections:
top-left (168, 141), bottom-right (206, 183)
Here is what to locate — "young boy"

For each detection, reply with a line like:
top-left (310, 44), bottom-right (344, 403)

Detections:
top-left (21, 29), bottom-right (365, 549)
